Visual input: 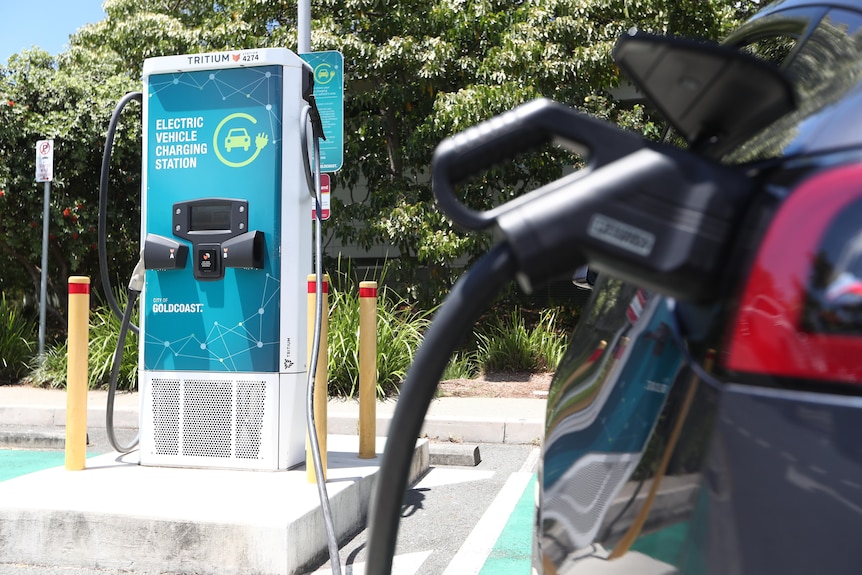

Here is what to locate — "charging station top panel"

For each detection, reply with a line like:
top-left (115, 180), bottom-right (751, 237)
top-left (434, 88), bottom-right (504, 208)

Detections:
top-left (143, 48), bottom-right (308, 76)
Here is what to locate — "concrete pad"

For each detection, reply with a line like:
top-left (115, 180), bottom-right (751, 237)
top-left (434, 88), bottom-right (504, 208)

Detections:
top-left (0, 435), bottom-right (429, 575)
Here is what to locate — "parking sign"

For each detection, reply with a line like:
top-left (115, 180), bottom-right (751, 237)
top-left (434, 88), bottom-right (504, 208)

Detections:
top-left (35, 139), bottom-right (53, 182)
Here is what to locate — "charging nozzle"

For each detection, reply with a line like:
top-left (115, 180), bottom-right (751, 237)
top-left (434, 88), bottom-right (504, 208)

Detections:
top-left (432, 98), bottom-right (753, 301)
top-left (128, 252), bottom-right (146, 293)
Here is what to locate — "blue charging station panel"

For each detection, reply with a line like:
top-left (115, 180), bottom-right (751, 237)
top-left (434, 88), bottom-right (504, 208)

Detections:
top-left (144, 65), bottom-right (284, 373)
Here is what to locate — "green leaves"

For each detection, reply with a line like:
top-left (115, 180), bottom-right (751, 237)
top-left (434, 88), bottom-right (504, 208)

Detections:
top-left (0, 46), bottom-right (140, 306)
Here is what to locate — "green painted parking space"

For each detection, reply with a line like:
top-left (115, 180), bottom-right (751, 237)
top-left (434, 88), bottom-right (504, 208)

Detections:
top-left (479, 474), bottom-right (536, 575)
top-left (0, 449), bottom-right (67, 482)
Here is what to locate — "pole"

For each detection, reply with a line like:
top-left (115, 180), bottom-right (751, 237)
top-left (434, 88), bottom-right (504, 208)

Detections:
top-left (65, 276), bottom-right (90, 471)
top-left (307, 274), bottom-right (329, 483)
top-left (298, 0), bottom-right (311, 53)
top-left (38, 181), bottom-right (50, 359)
top-left (358, 281), bottom-right (377, 458)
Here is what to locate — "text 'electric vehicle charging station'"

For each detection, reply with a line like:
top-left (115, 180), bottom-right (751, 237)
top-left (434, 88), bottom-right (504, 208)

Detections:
top-left (138, 49), bottom-right (313, 470)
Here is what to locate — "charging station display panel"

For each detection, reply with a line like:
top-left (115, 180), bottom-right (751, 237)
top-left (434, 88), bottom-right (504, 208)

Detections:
top-left (143, 64), bottom-right (284, 373)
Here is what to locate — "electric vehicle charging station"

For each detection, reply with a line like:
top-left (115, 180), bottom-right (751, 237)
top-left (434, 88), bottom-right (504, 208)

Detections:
top-left (137, 49), bottom-right (313, 470)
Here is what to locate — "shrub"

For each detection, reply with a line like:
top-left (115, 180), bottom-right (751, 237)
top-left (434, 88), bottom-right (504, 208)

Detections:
top-left (28, 292), bottom-right (139, 390)
top-left (476, 308), bottom-right (567, 373)
top-left (327, 274), bottom-right (434, 398)
top-left (0, 294), bottom-right (37, 384)
top-left (442, 350), bottom-right (482, 381)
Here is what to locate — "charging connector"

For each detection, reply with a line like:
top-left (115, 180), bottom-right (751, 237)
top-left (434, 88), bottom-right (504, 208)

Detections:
top-left (432, 98), bottom-right (752, 301)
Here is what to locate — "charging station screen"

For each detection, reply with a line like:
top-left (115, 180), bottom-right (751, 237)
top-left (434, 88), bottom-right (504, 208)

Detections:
top-left (190, 203), bottom-right (231, 232)
top-left (144, 64), bottom-right (284, 373)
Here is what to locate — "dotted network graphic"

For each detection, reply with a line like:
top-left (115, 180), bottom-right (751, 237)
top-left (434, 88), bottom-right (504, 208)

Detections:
top-left (144, 273), bottom-right (280, 372)
top-left (147, 66), bottom-right (284, 148)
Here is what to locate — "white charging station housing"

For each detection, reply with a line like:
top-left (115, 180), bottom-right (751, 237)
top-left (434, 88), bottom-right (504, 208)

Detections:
top-left (138, 49), bottom-right (313, 470)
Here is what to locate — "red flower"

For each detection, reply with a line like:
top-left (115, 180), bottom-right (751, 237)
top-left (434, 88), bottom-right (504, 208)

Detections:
top-left (63, 208), bottom-right (71, 217)
top-left (0, 190), bottom-right (5, 197)
top-left (71, 233), bottom-right (79, 239)
top-left (7, 101), bottom-right (13, 107)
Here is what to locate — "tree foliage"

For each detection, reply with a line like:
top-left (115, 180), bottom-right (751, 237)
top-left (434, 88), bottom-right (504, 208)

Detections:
top-left (0, 46), bottom-right (140, 329)
top-left (0, 0), bottom-right (761, 327)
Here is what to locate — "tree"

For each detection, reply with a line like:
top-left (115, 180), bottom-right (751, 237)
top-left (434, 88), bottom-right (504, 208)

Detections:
top-left (0, 47), bottom-right (140, 330)
top-left (0, 0), bottom-right (761, 325)
top-left (312, 0), bottom-right (761, 302)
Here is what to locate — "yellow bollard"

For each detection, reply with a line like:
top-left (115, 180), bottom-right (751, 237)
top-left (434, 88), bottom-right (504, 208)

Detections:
top-left (307, 274), bottom-right (329, 483)
top-left (65, 276), bottom-right (90, 471)
top-left (358, 281), bottom-right (377, 459)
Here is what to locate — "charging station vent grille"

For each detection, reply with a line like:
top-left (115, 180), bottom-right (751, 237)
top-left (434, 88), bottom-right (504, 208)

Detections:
top-left (151, 378), bottom-right (180, 455)
top-left (183, 379), bottom-right (233, 458)
top-left (147, 376), bottom-right (268, 461)
top-left (235, 380), bottom-right (266, 459)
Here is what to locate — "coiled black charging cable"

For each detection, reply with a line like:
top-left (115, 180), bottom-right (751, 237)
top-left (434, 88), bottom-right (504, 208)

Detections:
top-left (99, 91), bottom-right (143, 453)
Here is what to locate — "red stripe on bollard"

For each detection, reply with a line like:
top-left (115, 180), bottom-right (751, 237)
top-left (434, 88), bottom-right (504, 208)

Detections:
top-left (307, 280), bottom-right (329, 293)
top-left (359, 287), bottom-right (377, 298)
top-left (68, 283), bottom-right (90, 295)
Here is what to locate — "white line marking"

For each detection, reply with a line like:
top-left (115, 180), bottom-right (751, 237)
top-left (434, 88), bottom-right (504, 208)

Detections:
top-left (520, 447), bottom-right (541, 473)
top-left (312, 550), bottom-right (431, 574)
top-left (413, 467), bottom-right (495, 489)
top-left (442, 472), bottom-right (533, 575)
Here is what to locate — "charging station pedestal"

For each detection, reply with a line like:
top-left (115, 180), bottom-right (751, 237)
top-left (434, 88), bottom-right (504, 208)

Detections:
top-left (138, 49), bottom-right (313, 470)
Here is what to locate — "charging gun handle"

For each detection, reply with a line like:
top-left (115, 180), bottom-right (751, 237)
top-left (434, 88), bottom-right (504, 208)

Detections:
top-left (431, 98), bottom-right (645, 231)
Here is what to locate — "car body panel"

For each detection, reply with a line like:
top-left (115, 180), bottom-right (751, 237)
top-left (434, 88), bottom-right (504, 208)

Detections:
top-left (537, 1), bottom-right (862, 573)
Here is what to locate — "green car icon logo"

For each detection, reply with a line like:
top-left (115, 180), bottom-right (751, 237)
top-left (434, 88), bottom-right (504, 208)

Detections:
top-left (224, 127), bottom-right (251, 152)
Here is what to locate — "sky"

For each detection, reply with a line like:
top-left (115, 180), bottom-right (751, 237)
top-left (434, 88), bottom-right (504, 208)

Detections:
top-left (0, 0), bottom-right (106, 64)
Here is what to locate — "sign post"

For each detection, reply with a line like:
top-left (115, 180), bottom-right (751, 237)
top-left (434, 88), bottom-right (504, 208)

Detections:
top-left (35, 139), bottom-right (54, 359)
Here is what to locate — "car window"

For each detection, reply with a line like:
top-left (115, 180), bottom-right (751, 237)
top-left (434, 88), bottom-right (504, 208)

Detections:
top-left (723, 7), bottom-right (862, 164)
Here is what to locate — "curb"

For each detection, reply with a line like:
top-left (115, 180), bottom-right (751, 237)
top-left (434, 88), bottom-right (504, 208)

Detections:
top-left (0, 428), bottom-right (65, 450)
top-left (428, 443), bottom-right (481, 466)
top-left (0, 407), bottom-right (544, 446)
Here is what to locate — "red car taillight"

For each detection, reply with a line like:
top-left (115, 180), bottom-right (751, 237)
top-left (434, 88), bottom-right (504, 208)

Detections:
top-left (726, 163), bottom-right (862, 384)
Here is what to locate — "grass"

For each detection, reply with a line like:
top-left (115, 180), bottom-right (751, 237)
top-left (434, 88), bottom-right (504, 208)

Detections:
top-left (327, 273), bottom-right (435, 398)
top-left (476, 308), bottom-right (568, 373)
top-left (0, 294), bottom-right (37, 384)
top-left (28, 291), bottom-right (139, 390)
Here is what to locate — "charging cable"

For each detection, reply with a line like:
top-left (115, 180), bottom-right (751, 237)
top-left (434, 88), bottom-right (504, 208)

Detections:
top-left (301, 102), bottom-right (342, 575)
top-left (99, 91), bottom-right (143, 452)
top-left (105, 256), bottom-right (144, 453)
top-left (99, 91), bottom-right (142, 333)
